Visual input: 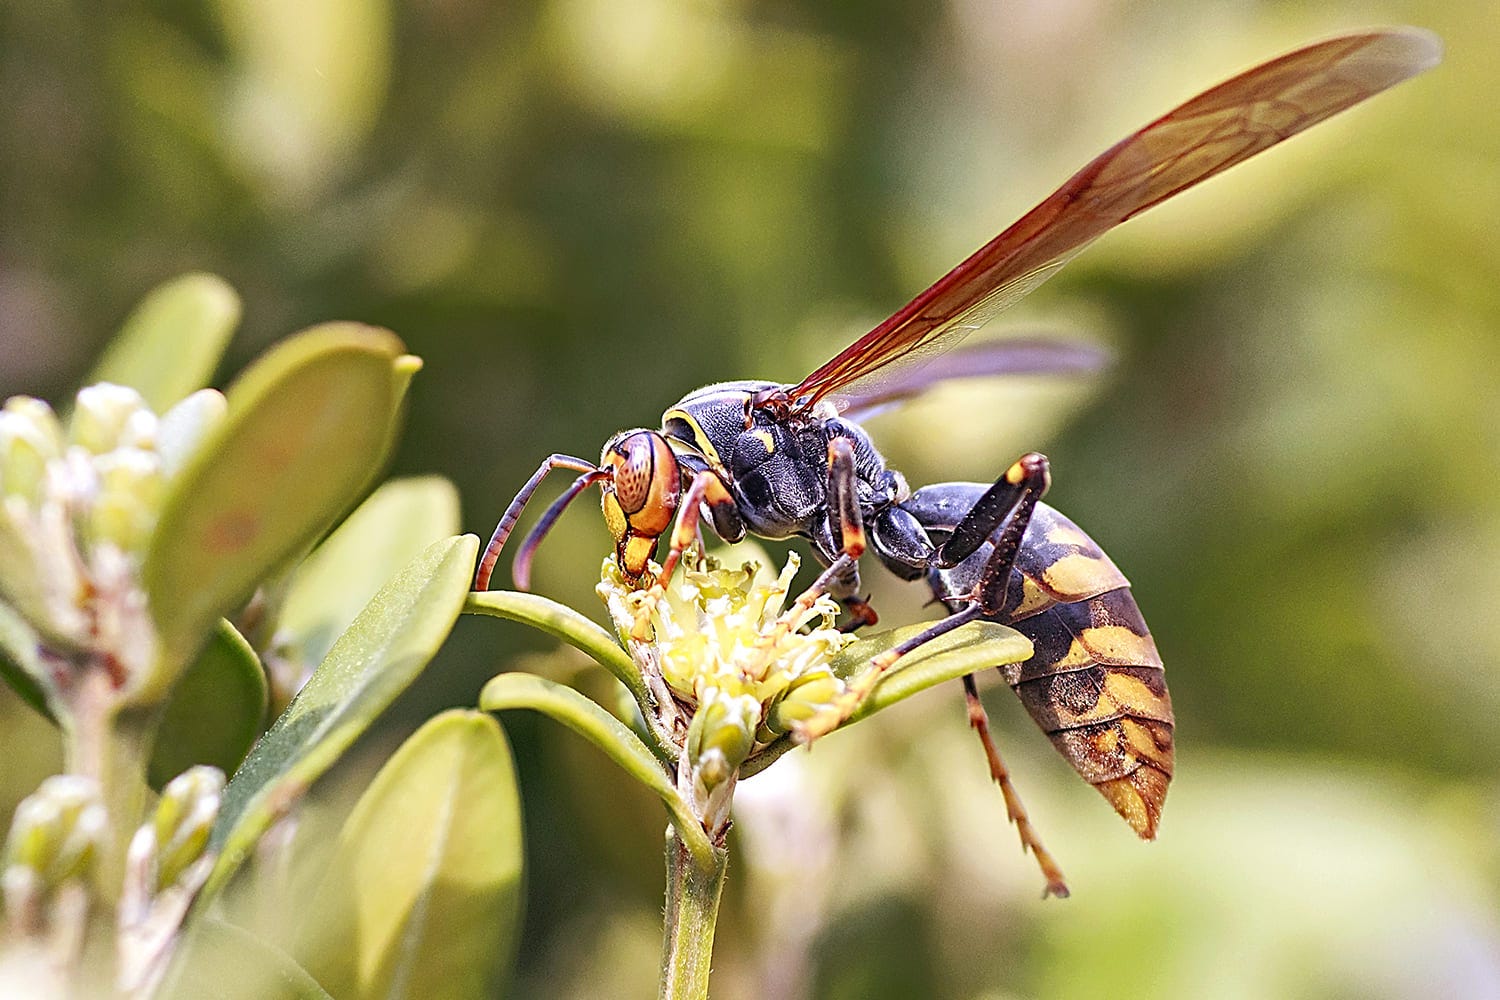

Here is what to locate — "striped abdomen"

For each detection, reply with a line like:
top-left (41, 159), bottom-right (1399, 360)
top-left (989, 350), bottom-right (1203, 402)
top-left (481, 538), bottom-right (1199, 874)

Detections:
top-left (917, 493), bottom-right (1174, 838)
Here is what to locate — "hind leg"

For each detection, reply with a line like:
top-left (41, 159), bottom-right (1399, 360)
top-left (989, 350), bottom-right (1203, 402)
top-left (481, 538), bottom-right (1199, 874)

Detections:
top-left (900, 454), bottom-right (1070, 896)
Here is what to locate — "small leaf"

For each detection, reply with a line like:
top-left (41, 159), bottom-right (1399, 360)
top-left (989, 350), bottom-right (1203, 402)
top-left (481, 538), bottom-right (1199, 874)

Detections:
top-left (465, 590), bottom-right (645, 705)
top-left (279, 476), bottom-right (461, 671)
top-left (742, 620), bottom-right (1032, 779)
top-left (149, 619), bottom-right (268, 789)
top-left (144, 324), bottom-right (415, 690)
top-left (88, 273), bottom-right (241, 412)
top-left (204, 534), bottom-right (478, 897)
top-left (479, 671), bottom-right (716, 870)
top-left (0, 507), bottom-right (88, 655)
top-left (839, 620), bottom-right (1032, 721)
top-left (297, 710), bottom-right (522, 1000)
top-left (159, 917), bottom-right (332, 1000)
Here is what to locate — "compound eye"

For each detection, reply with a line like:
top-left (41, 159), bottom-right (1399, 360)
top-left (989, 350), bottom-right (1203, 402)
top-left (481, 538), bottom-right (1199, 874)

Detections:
top-left (610, 432), bottom-right (657, 514)
top-left (603, 430), bottom-right (680, 537)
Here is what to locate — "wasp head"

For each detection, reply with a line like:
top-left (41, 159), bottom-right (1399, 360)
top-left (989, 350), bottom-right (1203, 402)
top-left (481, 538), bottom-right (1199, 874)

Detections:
top-left (600, 429), bottom-right (682, 579)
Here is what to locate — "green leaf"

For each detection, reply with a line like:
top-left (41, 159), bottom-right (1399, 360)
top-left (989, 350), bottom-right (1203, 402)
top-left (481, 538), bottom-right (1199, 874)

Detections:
top-left (149, 619), bottom-right (268, 789)
top-left (464, 590), bottom-right (645, 705)
top-left (838, 620), bottom-right (1031, 721)
top-left (144, 324), bottom-right (417, 694)
top-left (88, 273), bottom-right (241, 412)
top-left (479, 671), bottom-right (716, 870)
top-left (0, 600), bottom-right (51, 718)
top-left (279, 476), bottom-right (460, 671)
top-left (297, 710), bottom-right (522, 1000)
top-left (741, 620), bottom-right (1032, 779)
top-left (159, 917), bottom-right (332, 1000)
top-left (204, 533), bottom-right (478, 897)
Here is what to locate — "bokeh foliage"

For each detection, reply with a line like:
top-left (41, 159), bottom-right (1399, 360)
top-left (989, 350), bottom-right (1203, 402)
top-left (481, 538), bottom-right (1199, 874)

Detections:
top-left (2, 0), bottom-right (1496, 997)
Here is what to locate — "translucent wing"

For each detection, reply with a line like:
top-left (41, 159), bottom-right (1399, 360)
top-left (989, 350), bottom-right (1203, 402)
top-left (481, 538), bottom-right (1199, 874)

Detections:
top-left (784, 27), bottom-right (1441, 413)
top-left (832, 335), bottom-right (1111, 422)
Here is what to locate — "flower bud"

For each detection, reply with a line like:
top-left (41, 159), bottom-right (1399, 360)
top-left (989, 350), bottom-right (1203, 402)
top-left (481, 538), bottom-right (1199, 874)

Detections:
top-left (685, 686), bottom-right (758, 784)
top-left (146, 766), bottom-right (223, 894)
top-left (157, 389), bottom-right (226, 476)
top-left (70, 383), bottom-right (149, 455)
top-left (764, 668), bottom-right (847, 740)
top-left (118, 767), bottom-right (224, 992)
top-left (87, 448), bottom-right (166, 555)
top-left (0, 397), bottom-right (63, 504)
top-left (0, 382), bottom-right (228, 701)
top-left (2, 776), bottom-right (105, 916)
top-left (694, 747), bottom-right (733, 793)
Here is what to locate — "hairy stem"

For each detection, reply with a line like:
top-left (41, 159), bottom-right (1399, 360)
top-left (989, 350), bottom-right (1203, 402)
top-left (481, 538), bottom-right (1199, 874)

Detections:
top-left (659, 826), bottom-right (729, 1000)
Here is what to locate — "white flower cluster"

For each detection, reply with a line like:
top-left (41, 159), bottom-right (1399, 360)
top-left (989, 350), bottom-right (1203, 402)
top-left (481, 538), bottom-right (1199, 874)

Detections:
top-left (0, 385), bottom-right (224, 687)
top-left (599, 552), bottom-right (860, 833)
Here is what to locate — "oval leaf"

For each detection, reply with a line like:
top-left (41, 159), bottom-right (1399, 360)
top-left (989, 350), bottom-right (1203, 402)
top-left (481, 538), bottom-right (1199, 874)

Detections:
top-left (279, 476), bottom-right (461, 672)
top-left (296, 710), bottom-right (522, 1000)
top-left (144, 324), bottom-right (414, 686)
top-left (205, 533), bottom-right (479, 896)
top-left (159, 918), bottom-right (332, 1000)
top-left (839, 620), bottom-right (1032, 721)
top-left (149, 618), bottom-right (268, 789)
top-left (89, 273), bottom-right (241, 412)
top-left (742, 620), bottom-right (1032, 779)
top-left (479, 671), bottom-right (715, 870)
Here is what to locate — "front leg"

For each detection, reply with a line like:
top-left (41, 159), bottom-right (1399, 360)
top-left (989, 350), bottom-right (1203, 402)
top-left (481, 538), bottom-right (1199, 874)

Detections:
top-left (824, 437), bottom-right (877, 628)
top-left (678, 452), bottom-right (747, 543)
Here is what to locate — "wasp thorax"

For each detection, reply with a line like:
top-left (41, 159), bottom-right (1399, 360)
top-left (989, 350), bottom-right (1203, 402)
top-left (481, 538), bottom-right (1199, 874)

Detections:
top-left (599, 429), bottom-right (681, 577)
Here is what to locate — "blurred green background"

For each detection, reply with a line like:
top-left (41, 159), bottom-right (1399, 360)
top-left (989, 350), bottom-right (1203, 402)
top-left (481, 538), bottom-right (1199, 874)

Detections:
top-left (2, 0), bottom-right (1496, 997)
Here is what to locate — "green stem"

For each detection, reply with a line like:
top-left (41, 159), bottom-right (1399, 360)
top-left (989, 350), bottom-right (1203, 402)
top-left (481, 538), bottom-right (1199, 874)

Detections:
top-left (659, 827), bottom-right (729, 1000)
top-left (61, 669), bottom-right (154, 902)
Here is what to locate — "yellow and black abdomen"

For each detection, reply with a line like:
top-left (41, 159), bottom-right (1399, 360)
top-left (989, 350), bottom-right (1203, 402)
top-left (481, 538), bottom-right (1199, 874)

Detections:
top-left (917, 493), bottom-right (1174, 839)
top-left (1000, 503), bottom-right (1173, 838)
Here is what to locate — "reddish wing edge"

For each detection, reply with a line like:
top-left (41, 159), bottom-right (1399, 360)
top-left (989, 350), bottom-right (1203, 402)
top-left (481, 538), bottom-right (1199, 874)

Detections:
top-left (785, 27), bottom-right (1442, 412)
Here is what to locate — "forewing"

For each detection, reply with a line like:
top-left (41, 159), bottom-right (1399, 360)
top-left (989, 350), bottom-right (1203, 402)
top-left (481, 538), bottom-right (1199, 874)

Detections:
top-left (832, 335), bottom-right (1111, 422)
top-left (787, 27), bottom-right (1441, 411)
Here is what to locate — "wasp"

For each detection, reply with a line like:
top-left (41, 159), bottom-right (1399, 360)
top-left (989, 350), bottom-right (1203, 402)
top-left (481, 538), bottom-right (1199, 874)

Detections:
top-left (475, 29), bottom-right (1439, 895)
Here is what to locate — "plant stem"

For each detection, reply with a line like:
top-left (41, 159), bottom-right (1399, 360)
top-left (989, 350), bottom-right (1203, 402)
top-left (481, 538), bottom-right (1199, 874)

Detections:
top-left (61, 668), bottom-right (153, 903)
top-left (659, 826), bottom-right (729, 1000)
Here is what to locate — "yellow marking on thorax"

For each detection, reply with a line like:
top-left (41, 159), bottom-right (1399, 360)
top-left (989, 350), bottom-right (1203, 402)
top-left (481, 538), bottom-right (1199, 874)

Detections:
top-left (662, 408), bottom-right (723, 467)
